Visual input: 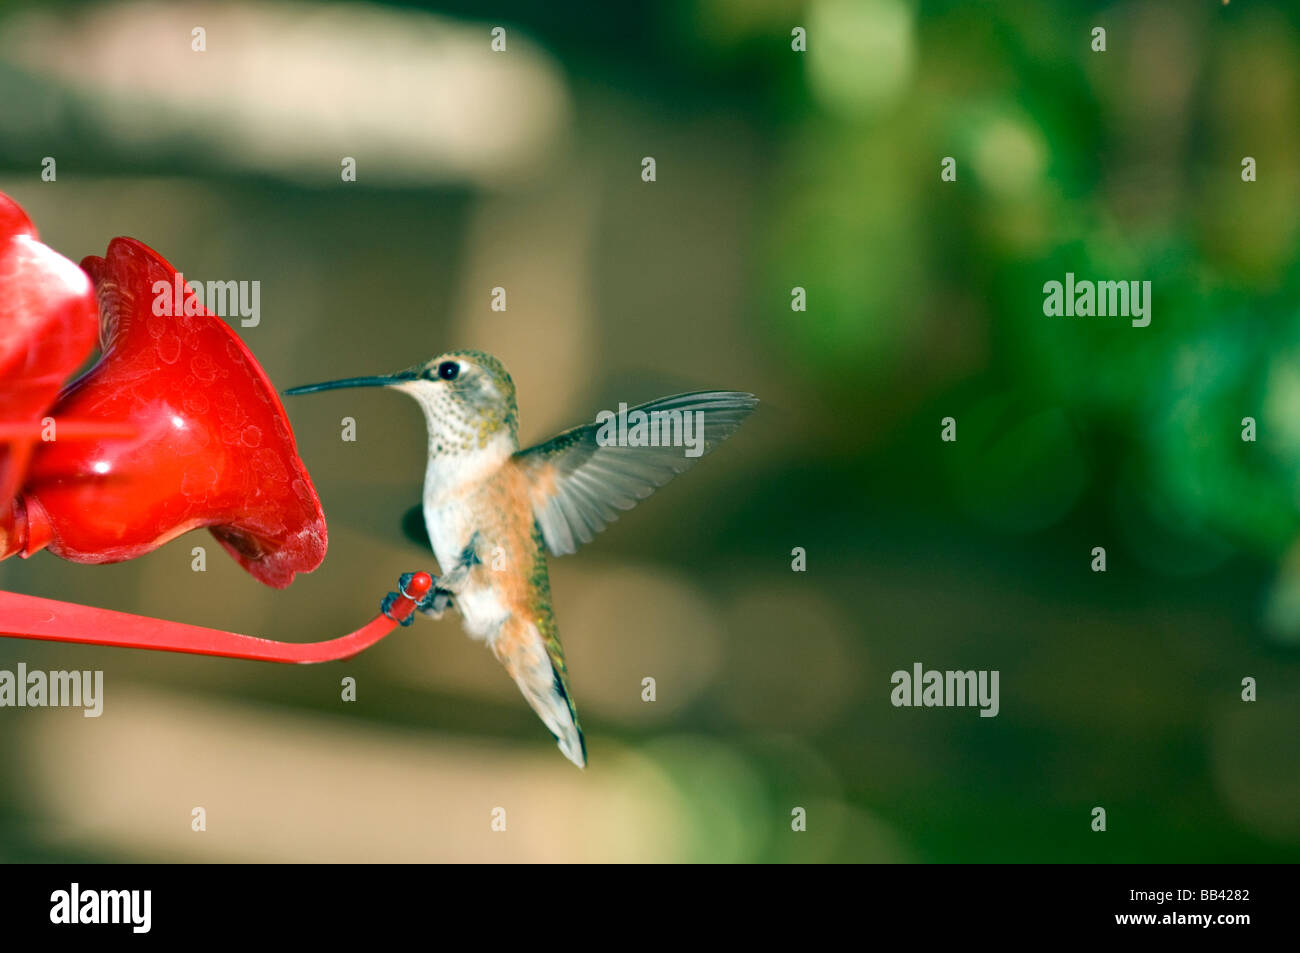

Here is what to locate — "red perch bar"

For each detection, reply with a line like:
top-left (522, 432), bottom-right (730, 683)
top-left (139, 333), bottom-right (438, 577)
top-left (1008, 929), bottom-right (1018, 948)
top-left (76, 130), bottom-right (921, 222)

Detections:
top-left (0, 572), bottom-right (433, 664)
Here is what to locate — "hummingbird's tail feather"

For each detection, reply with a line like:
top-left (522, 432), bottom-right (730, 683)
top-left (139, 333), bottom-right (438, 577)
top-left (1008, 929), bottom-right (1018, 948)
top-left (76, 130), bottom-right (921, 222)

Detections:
top-left (492, 615), bottom-right (587, 769)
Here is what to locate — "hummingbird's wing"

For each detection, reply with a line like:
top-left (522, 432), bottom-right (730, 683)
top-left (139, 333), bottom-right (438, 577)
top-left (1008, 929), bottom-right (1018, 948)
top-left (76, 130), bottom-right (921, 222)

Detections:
top-left (513, 390), bottom-right (757, 556)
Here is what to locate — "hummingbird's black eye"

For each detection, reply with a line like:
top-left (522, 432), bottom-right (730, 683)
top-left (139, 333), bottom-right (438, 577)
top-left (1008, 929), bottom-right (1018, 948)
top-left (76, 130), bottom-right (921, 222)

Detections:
top-left (437, 361), bottom-right (460, 381)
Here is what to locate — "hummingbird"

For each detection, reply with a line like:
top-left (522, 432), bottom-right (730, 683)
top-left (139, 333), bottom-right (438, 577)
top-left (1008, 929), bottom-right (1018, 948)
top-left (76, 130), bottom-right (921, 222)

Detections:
top-left (285, 350), bottom-right (756, 768)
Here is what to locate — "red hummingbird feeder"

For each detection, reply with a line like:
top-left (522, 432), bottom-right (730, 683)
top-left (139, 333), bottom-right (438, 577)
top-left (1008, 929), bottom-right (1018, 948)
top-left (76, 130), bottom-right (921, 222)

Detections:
top-left (0, 191), bottom-right (428, 661)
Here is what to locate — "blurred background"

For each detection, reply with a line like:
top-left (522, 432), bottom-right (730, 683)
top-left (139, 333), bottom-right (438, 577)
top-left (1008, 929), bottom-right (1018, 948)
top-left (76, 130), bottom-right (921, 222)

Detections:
top-left (1, 0), bottom-right (1298, 862)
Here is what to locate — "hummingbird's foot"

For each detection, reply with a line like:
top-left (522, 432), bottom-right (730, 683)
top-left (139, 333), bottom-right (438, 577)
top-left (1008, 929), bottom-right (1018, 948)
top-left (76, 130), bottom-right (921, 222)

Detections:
top-left (415, 586), bottom-right (454, 620)
top-left (382, 571), bottom-right (437, 626)
top-left (380, 588), bottom-right (415, 626)
top-left (382, 572), bottom-right (454, 624)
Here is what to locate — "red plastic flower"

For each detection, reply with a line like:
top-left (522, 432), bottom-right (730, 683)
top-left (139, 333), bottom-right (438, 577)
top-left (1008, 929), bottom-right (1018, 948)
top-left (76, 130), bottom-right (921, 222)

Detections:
top-left (0, 192), bottom-right (326, 587)
top-left (0, 193), bottom-right (99, 505)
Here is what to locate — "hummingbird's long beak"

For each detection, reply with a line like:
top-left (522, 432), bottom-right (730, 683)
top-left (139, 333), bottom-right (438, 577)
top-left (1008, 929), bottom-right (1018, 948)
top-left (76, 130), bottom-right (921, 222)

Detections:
top-left (282, 372), bottom-right (415, 396)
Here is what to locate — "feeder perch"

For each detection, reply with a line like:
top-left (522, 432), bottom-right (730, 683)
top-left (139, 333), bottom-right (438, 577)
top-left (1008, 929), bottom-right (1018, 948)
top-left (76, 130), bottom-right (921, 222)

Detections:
top-left (0, 572), bottom-right (433, 663)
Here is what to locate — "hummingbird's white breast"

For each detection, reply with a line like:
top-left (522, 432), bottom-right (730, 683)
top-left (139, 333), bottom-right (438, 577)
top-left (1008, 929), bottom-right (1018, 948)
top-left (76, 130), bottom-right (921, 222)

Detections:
top-left (420, 429), bottom-right (519, 643)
